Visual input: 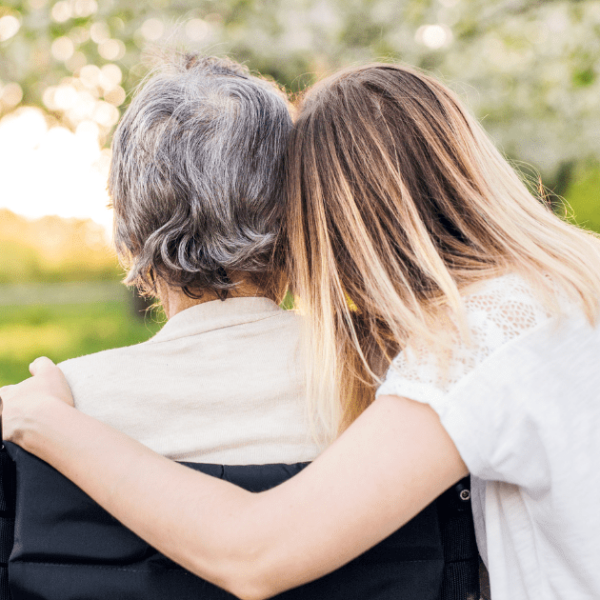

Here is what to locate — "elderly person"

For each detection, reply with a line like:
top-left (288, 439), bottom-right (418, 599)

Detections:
top-left (59, 54), bottom-right (320, 465)
top-left (0, 58), bottom-right (483, 600)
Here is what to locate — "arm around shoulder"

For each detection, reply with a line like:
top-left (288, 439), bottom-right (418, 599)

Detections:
top-left (1, 361), bottom-right (467, 599)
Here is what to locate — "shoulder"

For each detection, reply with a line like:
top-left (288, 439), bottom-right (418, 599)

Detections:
top-left (460, 273), bottom-right (553, 350)
top-left (437, 308), bottom-right (600, 485)
top-left (377, 274), bottom-right (556, 402)
top-left (377, 275), bottom-right (596, 488)
top-left (253, 305), bottom-right (303, 339)
top-left (59, 338), bottom-right (153, 384)
top-left (462, 272), bottom-right (551, 317)
top-left (273, 306), bottom-right (303, 329)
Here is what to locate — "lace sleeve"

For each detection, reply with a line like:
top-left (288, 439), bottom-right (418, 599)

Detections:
top-left (376, 274), bottom-right (553, 406)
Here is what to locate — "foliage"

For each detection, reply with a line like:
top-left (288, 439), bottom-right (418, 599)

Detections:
top-left (0, 299), bottom-right (163, 385)
top-left (1, 0), bottom-right (600, 181)
top-left (0, 208), bottom-right (120, 283)
top-left (564, 165), bottom-right (600, 233)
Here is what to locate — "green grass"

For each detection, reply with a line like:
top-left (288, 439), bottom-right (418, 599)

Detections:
top-left (0, 301), bottom-right (164, 386)
top-left (564, 165), bottom-right (600, 233)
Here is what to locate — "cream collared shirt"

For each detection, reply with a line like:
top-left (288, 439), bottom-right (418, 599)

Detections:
top-left (60, 297), bottom-right (321, 464)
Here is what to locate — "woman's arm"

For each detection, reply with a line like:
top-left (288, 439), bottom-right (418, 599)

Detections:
top-left (1, 358), bottom-right (467, 600)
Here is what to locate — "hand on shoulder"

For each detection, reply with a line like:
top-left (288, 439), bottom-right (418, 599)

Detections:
top-left (0, 357), bottom-right (74, 448)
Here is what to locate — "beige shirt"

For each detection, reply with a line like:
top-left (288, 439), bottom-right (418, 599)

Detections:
top-left (60, 297), bottom-right (321, 464)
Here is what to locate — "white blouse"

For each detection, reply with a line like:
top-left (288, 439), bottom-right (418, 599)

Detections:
top-left (376, 274), bottom-right (600, 600)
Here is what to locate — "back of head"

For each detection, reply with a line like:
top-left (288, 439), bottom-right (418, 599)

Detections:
top-left (284, 62), bottom-right (600, 438)
top-left (109, 54), bottom-right (292, 299)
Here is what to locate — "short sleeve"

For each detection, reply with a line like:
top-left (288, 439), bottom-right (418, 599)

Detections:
top-left (437, 311), bottom-right (597, 491)
top-left (377, 274), bottom-right (550, 472)
top-left (376, 274), bottom-right (592, 490)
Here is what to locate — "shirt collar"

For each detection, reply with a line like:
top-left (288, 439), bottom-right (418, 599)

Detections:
top-left (149, 296), bottom-right (284, 343)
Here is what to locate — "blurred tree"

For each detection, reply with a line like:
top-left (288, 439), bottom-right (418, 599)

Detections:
top-left (1, 0), bottom-right (599, 187)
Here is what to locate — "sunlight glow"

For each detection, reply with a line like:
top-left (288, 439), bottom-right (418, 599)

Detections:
top-left (0, 83), bottom-right (23, 110)
top-left (51, 1), bottom-right (71, 23)
top-left (51, 36), bottom-right (75, 61)
top-left (140, 18), bottom-right (164, 41)
top-left (98, 39), bottom-right (126, 61)
top-left (185, 18), bottom-right (210, 41)
top-left (415, 24), bottom-right (453, 49)
top-left (0, 108), bottom-right (113, 233)
top-left (0, 15), bottom-right (20, 42)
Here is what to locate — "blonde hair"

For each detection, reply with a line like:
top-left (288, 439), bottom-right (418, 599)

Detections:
top-left (282, 63), bottom-right (600, 441)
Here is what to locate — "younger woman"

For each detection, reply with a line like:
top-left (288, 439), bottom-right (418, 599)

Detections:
top-left (3, 63), bottom-right (600, 600)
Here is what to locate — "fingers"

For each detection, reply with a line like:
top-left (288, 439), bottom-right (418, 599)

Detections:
top-left (29, 356), bottom-right (56, 377)
top-left (0, 385), bottom-right (13, 414)
top-left (0, 385), bottom-right (14, 399)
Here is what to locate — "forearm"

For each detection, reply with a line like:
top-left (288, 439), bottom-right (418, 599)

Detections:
top-left (23, 399), bottom-right (269, 600)
top-left (12, 394), bottom-right (467, 600)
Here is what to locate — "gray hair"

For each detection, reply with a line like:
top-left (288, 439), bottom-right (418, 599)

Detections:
top-left (109, 54), bottom-right (292, 298)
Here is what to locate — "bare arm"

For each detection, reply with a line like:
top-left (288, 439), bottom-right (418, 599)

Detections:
top-left (1, 359), bottom-right (467, 600)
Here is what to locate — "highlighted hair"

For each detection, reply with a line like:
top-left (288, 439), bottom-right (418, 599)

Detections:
top-left (283, 63), bottom-right (600, 441)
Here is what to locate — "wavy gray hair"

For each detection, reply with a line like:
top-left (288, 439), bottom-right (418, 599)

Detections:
top-left (109, 54), bottom-right (292, 298)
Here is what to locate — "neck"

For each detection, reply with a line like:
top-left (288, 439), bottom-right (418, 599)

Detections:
top-left (160, 278), bottom-right (276, 320)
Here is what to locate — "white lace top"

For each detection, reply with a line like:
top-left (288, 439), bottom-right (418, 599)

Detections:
top-left (376, 274), bottom-right (600, 600)
top-left (378, 274), bottom-right (553, 402)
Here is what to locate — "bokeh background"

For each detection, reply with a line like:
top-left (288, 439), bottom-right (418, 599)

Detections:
top-left (1, 0), bottom-right (599, 384)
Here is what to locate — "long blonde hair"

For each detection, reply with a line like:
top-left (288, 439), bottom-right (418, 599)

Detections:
top-left (282, 63), bottom-right (600, 441)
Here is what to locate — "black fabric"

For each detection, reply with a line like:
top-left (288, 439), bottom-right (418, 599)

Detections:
top-left (1, 442), bottom-right (478, 600)
top-left (0, 446), bottom-right (15, 600)
top-left (437, 480), bottom-right (480, 600)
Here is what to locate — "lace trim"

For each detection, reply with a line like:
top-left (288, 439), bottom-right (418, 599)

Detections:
top-left (380, 274), bottom-right (553, 398)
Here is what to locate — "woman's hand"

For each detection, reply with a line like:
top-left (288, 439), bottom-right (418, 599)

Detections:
top-left (0, 356), bottom-right (74, 447)
top-left (0, 387), bottom-right (467, 600)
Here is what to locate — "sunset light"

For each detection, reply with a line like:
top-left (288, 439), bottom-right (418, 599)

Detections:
top-left (0, 107), bottom-right (113, 233)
